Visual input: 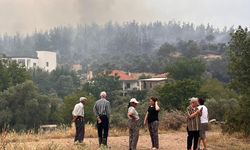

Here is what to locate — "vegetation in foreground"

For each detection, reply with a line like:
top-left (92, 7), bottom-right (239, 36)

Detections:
top-left (0, 124), bottom-right (250, 150)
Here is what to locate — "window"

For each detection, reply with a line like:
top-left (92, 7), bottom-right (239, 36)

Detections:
top-left (46, 62), bottom-right (49, 67)
top-left (143, 81), bottom-right (146, 89)
top-left (126, 83), bottom-right (130, 89)
top-left (18, 59), bottom-right (25, 66)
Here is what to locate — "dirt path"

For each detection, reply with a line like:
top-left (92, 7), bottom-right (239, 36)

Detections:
top-left (11, 131), bottom-right (246, 150)
top-left (11, 132), bottom-right (222, 150)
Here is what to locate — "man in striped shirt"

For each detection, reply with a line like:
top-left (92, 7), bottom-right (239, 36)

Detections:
top-left (93, 91), bottom-right (111, 147)
top-left (187, 97), bottom-right (202, 150)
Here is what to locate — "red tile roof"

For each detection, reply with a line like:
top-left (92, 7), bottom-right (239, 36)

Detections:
top-left (111, 70), bottom-right (137, 81)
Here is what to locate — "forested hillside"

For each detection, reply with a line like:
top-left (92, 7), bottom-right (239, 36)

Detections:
top-left (0, 21), bottom-right (231, 73)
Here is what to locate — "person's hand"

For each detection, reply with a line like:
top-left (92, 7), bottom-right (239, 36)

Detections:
top-left (97, 117), bottom-right (102, 124)
top-left (200, 107), bottom-right (203, 112)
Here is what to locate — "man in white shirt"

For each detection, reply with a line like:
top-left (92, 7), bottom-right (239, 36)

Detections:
top-left (198, 98), bottom-right (208, 150)
top-left (72, 97), bottom-right (86, 143)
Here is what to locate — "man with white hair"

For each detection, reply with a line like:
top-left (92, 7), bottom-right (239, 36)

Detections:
top-left (72, 97), bottom-right (86, 144)
top-left (93, 91), bottom-right (111, 146)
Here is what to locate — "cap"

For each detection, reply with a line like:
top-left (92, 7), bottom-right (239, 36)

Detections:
top-left (79, 97), bottom-right (87, 102)
top-left (130, 98), bottom-right (139, 104)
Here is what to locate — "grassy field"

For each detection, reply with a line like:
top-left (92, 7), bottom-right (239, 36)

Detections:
top-left (1, 124), bottom-right (249, 150)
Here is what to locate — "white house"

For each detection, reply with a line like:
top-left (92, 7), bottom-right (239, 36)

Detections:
top-left (139, 78), bottom-right (167, 90)
top-left (110, 70), bottom-right (168, 95)
top-left (10, 51), bottom-right (57, 72)
top-left (111, 70), bottom-right (140, 95)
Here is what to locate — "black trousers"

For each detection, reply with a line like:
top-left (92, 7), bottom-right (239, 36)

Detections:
top-left (187, 129), bottom-right (199, 150)
top-left (97, 115), bottom-right (109, 145)
top-left (74, 117), bottom-right (85, 143)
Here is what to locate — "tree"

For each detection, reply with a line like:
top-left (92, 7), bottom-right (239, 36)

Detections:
top-left (0, 60), bottom-right (30, 91)
top-left (83, 74), bottom-right (122, 103)
top-left (206, 34), bottom-right (215, 43)
top-left (157, 79), bottom-right (206, 110)
top-left (32, 67), bottom-right (80, 98)
top-left (165, 58), bottom-right (206, 80)
top-left (177, 40), bottom-right (201, 58)
top-left (31, 68), bottom-right (52, 93)
top-left (206, 98), bottom-right (238, 121)
top-left (200, 79), bottom-right (236, 100)
top-left (60, 90), bottom-right (95, 124)
top-left (157, 42), bottom-right (177, 57)
top-left (225, 26), bottom-right (250, 136)
top-left (0, 80), bottom-right (62, 131)
top-left (207, 58), bottom-right (230, 83)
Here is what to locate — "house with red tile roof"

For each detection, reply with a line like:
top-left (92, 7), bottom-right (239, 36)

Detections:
top-left (111, 70), bottom-right (140, 95)
top-left (111, 70), bottom-right (168, 95)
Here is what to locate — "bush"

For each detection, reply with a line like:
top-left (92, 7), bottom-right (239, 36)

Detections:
top-left (206, 98), bottom-right (239, 121)
top-left (223, 95), bottom-right (250, 137)
top-left (160, 110), bottom-right (186, 130)
top-left (110, 113), bottom-right (128, 129)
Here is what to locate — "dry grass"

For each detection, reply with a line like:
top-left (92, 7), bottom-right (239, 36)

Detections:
top-left (2, 123), bottom-right (128, 143)
top-left (1, 124), bottom-right (250, 150)
top-left (208, 132), bottom-right (250, 150)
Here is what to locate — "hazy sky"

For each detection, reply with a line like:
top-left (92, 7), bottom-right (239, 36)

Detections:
top-left (0, 0), bottom-right (249, 34)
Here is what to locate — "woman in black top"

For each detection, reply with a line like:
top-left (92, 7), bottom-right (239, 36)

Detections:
top-left (144, 97), bottom-right (160, 150)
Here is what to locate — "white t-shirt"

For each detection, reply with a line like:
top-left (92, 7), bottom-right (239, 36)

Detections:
top-left (128, 106), bottom-right (139, 120)
top-left (72, 102), bottom-right (84, 117)
top-left (198, 105), bottom-right (208, 123)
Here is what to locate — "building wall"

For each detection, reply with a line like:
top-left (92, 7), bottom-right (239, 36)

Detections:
top-left (122, 81), bottom-right (140, 91)
top-left (10, 51), bottom-right (56, 72)
top-left (140, 80), bottom-right (166, 90)
top-left (37, 51), bottom-right (57, 72)
top-left (11, 58), bottom-right (38, 69)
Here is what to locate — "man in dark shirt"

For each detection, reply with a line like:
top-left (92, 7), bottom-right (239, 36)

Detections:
top-left (144, 97), bottom-right (160, 149)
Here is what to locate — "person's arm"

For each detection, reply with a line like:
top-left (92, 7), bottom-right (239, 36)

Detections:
top-left (106, 101), bottom-right (111, 118)
top-left (155, 101), bottom-right (160, 111)
top-left (72, 105), bottom-right (79, 122)
top-left (93, 103), bottom-right (101, 123)
top-left (128, 112), bottom-right (137, 120)
top-left (144, 112), bottom-right (148, 125)
top-left (189, 107), bottom-right (203, 119)
top-left (198, 106), bottom-right (203, 116)
top-left (93, 103), bottom-right (98, 117)
top-left (128, 107), bottom-right (137, 120)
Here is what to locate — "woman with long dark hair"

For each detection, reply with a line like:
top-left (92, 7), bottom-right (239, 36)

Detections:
top-left (144, 97), bottom-right (160, 150)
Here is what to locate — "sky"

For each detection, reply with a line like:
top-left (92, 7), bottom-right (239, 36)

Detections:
top-left (0, 0), bottom-right (249, 34)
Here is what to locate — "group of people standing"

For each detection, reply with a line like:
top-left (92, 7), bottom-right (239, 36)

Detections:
top-left (187, 97), bottom-right (208, 150)
top-left (71, 91), bottom-right (208, 150)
